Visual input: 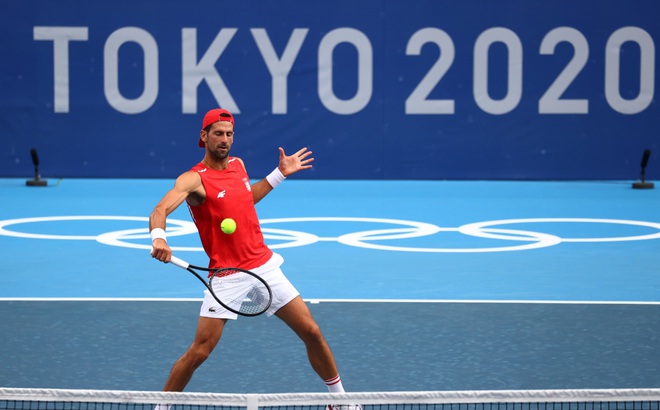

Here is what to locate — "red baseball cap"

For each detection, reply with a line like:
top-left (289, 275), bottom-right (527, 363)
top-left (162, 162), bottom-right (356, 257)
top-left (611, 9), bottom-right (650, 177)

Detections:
top-left (199, 108), bottom-right (235, 147)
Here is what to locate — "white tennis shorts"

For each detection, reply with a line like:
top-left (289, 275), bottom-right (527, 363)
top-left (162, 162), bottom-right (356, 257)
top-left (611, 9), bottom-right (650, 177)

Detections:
top-left (199, 252), bottom-right (299, 320)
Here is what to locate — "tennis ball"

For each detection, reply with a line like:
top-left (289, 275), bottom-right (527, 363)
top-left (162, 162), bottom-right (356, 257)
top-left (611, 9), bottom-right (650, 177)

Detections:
top-left (221, 218), bottom-right (237, 234)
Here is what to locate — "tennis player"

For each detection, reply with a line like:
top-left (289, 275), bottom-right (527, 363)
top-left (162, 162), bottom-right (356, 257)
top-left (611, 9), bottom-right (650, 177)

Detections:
top-left (149, 108), bottom-right (360, 407)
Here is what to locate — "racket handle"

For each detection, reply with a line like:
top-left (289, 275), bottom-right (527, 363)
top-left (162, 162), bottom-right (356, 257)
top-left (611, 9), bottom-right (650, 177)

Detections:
top-left (169, 255), bottom-right (190, 269)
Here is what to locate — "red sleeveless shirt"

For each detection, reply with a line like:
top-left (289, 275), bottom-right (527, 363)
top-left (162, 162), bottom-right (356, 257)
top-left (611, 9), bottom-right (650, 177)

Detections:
top-left (187, 158), bottom-right (273, 270)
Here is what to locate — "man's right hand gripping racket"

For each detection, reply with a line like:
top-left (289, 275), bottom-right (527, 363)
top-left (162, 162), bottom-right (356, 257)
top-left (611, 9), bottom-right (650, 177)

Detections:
top-left (168, 255), bottom-right (272, 317)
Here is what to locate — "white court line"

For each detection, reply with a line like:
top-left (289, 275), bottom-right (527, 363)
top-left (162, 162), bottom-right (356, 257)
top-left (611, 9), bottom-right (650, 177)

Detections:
top-left (0, 297), bottom-right (659, 305)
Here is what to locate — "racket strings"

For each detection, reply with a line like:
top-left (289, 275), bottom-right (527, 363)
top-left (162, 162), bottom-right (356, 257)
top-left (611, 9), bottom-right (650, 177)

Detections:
top-left (210, 271), bottom-right (271, 315)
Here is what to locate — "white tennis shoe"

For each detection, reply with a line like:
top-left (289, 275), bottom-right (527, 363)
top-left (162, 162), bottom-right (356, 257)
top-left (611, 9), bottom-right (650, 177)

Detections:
top-left (327, 405), bottom-right (364, 410)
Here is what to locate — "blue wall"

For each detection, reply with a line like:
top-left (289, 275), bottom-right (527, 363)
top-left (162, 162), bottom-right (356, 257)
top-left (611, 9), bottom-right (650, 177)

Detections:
top-left (2, 0), bottom-right (658, 180)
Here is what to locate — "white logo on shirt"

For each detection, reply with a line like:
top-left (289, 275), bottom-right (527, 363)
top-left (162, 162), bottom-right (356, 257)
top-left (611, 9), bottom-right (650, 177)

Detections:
top-left (198, 168), bottom-right (207, 173)
top-left (217, 190), bottom-right (226, 198)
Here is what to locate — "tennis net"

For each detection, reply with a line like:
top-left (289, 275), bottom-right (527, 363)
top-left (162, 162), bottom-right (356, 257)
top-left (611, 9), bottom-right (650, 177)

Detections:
top-left (1, 388), bottom-right (659, 410)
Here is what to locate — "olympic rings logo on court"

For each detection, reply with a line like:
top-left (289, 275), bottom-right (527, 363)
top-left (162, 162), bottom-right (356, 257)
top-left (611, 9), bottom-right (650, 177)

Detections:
top-left (1, 215), bottom-right (659, 253)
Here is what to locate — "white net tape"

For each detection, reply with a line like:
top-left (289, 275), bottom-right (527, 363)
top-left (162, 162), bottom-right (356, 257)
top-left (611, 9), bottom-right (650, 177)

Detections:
top-left (1, 388), bottom-right (659, 409)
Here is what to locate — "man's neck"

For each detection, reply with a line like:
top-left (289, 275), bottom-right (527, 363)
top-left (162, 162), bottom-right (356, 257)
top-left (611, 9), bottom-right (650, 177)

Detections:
top-left (202, 156), bottom-right (229, 170)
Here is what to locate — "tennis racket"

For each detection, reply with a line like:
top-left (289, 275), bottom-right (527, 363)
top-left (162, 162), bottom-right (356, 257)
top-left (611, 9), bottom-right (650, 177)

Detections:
top-left (169, 255), bottom-right (272, 317)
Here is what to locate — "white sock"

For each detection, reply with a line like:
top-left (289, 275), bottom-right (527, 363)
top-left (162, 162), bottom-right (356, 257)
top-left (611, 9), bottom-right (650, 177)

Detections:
top-left (325, 374), bottom-right (345, 393)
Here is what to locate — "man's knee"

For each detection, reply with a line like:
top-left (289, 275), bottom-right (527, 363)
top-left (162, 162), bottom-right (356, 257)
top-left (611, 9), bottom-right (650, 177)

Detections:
top-left (185, 343), bottom-right (213, 367)
top-left (299, 322), bottom-right (326, 345)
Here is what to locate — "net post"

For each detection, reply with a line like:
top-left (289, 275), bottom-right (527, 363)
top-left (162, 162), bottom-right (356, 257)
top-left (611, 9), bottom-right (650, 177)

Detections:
top-left (246, 393), bottom-right (259, 410)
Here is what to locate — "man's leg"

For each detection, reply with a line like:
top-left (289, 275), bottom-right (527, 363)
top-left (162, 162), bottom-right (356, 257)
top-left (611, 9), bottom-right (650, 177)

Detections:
top-left (275, 296), bottom-right (339, 381)
top-left (163, 316), bottom-right (226, 391)
top-left (275, 296), bottom-right (362, 410)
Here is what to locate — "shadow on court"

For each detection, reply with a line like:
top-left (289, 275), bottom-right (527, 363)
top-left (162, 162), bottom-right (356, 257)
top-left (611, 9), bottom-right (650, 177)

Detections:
top-left (1, 300), bottom-right (658, 393)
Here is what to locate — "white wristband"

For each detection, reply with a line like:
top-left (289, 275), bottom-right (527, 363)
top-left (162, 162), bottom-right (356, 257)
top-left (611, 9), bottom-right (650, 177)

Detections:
top-left (150, 228), bottom-right (167, 243)
top-left (266, 167), bottom-right (286, 188)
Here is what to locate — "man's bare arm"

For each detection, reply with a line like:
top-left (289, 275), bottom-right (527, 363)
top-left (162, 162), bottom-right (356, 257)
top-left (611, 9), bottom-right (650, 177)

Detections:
top-left (149, 171), bottom-right (202, 262)
top-left (249, 147), bottom-right (314, 204)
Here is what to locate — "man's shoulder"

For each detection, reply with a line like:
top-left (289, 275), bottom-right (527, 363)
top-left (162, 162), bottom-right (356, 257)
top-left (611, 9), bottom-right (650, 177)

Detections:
top-left (228, 157), bottom-right (246, 171)
top-left (176, 168), bottom-right (203, 185)
top-left (189, 162), bottom-right (206, 172)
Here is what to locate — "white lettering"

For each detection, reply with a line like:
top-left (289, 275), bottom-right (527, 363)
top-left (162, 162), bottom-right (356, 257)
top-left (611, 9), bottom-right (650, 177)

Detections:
top-left (474, 27), bottom-right (523, 115)
top-left (31, 25), bottom-right (654, 117)
top-left (318, 28), bottom-right (373, 115)
top-left (182, 28), bottom-right (239, 114)
top-left (405, 28), bottom-right (456, 114)
top-left (104, 27), bottom-right (159, 114)
top-left (539, 27), bottom-right (589, 114)
top-left (33, 26), bottom-right (89, 113)
top-left (251, 28), bottom-right (308, 114)
top-left (605, 27), bottom-right (655, 115)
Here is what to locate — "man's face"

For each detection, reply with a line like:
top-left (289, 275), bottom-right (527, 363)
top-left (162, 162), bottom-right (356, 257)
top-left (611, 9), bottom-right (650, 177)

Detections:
top-left (202, 121), bottom-right (234, 160)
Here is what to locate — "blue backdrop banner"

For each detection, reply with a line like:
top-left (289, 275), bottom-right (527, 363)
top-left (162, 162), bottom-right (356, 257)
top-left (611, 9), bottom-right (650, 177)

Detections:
top-left (1, 0), bottom-right (658, 180)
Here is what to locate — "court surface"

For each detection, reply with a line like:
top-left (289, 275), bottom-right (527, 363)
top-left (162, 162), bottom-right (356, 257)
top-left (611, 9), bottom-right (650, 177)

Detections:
top-left (1, 178), bottom-right (659, 393)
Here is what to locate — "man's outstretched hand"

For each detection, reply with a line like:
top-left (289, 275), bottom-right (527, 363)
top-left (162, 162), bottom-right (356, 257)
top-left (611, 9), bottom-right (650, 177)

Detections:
top-left (278, 147), bottom-right (314, 177)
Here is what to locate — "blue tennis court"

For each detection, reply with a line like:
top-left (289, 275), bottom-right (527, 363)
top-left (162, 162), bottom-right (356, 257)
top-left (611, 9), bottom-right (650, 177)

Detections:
top-left (1, 178), bottom-right (659, 392)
